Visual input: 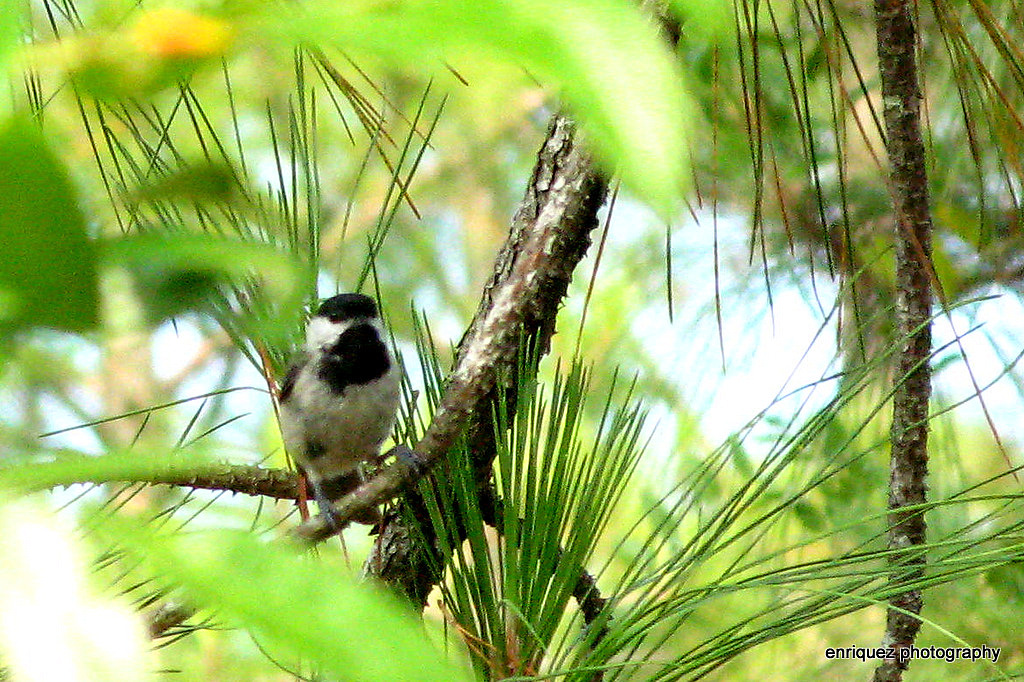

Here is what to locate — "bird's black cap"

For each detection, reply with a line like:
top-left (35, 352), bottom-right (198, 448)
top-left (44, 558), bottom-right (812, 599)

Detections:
top-left (316, 293), bottom-right (379, 322)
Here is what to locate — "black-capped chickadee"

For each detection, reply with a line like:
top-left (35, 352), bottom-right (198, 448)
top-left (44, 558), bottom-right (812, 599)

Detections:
top-left (279, 293), bottom-right (401, 527)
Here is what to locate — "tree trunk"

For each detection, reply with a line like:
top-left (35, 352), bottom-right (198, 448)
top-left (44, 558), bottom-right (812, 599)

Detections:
top-left (872, 0), bottom-right (934, 679)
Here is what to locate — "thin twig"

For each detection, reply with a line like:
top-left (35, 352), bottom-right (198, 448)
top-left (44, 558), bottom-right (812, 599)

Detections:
top-left (36, 462), bottom-right (299, 500)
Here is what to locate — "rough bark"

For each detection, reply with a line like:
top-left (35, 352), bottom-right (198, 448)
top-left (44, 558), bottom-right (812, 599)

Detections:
top-left (34, 461), bottom-right (298, 500)
top-left (872, 0), bottom-right (933, 679)
top-left (359, 113), bottom-right (608, 605)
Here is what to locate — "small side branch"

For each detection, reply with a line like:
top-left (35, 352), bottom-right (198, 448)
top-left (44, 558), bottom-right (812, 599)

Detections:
top-left (38, 462), bottom-right (299, 500)
top-left (157, 463), bottom-right (299, 500)
top-left (58, 464), bottom-right (609, 643)
top-left (873, 0), bottom-right (934, 679)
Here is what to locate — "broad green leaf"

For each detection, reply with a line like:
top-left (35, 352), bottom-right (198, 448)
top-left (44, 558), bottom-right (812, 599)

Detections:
top-left (267, 0), bottom-right (693, 215)
top-left (0, 116), bottom-right (98, 334)
top-left (110, 523), bottom-right (472, 682)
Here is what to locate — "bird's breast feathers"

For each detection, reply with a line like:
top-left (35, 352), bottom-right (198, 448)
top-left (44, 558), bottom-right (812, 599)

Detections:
top-left (279, 361), bottom-right (400, 475)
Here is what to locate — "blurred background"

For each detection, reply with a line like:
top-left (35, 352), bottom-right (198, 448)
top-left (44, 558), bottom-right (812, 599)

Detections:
top-left (1, 0), bottom-right (1023, 679)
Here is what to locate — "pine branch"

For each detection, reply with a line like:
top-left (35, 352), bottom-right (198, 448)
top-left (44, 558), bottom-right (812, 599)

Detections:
top-left (101, 464), bottom-right (609, 641)
top-left (35, 461), bottom-right (298, 500)
top-left (872, 0), bottom-right (934, 679)
top-left (159, 463), bottom-right (299, 499)
top-left (477, 487), bottom-right (611, 652)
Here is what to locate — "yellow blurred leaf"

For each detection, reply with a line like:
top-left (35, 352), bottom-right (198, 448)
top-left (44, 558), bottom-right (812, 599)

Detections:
top-left (130, 7), bottom-right (233, 59)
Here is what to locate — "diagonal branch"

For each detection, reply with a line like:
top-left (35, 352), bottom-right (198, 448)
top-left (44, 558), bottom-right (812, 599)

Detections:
top-left (31, 461), bottom-right (299, 500)
top-left (330, 7), bottom-right (681, 615)
top-left (359, 113), bottom-right (607, 605)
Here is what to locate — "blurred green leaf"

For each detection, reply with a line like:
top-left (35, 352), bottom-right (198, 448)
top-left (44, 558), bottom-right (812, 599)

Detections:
top-left (104, 233), bottom-right (305, 325)
top-left (0, 0), bottom-right (21, 76)
top-left (126, 161), bottom-right (241, 206)
top-left (267, 0), bottom-right (692, 215)
top-left (792, 499), bottom-right (825, 531)
top-left (0, 450), bottom-right (220, 495)
top-left (668, 0), bottom-right (731, 44)
top-left (0, 116), bottom-right (98, 334)
top-left (985, 562), bottom-right (1024, 605)
top-left (110, 523), bottom-right (472, 682)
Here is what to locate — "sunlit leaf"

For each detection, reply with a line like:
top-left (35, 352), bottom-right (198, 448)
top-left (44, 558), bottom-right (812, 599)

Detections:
top-left (110, 523), bottom-right (473, 682)
top-left (28, 8), bottom-right (232, 100)
top-left (0, 499), bottom-right (152, 682)
top-left (268, 0), bottom-right (693, 214)
top-left (129, 7), bottom-right (232, 60)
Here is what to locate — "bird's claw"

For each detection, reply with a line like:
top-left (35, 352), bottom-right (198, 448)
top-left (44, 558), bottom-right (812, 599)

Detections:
top-left (387, 443), bottom-right (427, 477)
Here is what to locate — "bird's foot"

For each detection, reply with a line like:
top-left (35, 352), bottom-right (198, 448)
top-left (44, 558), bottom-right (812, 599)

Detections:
top-left (386, 443), bottom-right (428, 478)
top-left (309, 480), bottom-right (348, 533)
top-left (311, 473), bottom-right (381, 528)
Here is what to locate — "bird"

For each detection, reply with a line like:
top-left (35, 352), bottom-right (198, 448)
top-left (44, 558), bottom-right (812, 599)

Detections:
top-left (278, 293), bottom-right (401, 527)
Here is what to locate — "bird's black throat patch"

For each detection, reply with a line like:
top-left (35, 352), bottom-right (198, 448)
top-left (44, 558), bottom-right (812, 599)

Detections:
top-left (316, 322), bottom-right (390, 393)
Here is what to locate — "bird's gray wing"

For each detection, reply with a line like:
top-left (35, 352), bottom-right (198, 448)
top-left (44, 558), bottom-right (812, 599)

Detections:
top-left (279, 354), bottom-right (307, 403)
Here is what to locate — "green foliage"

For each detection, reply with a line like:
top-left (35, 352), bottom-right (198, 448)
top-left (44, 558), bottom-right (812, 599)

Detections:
top-left (0, 117), bottom-right (98, 336)
top-left (413, 356), bottom-right (646, 678)
top-left (266, 0), bottom-right (698, 214)
top-left (106, 232), bottom-right (306, 342)
top-left (105, 521), bottom-right (472, 682)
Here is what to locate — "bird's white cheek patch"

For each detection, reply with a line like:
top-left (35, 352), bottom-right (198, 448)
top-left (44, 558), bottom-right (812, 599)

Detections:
top-left (305, 316), bottom-right (351, 352)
